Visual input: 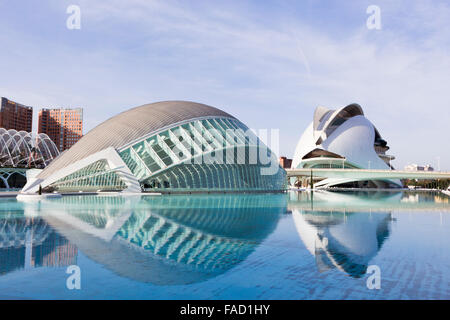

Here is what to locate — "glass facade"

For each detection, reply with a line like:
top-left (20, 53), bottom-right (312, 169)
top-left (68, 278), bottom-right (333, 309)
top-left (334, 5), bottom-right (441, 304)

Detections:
top-left (118, 117), bottom-right (285, 192)
top-left (48, 159), bottom-right (126, 192)
top-left (142, 162), bottom-right (285, 191)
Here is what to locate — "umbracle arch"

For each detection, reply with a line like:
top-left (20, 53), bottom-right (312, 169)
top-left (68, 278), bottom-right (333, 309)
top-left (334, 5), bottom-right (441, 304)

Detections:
top-left (0, 129), bottom-right (60, 168)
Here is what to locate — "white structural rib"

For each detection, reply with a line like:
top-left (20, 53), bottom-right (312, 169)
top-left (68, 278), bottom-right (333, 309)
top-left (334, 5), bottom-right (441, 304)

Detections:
top-left (195, 120), bottom-right (221, 149)
top-left (188, 122), bottom-right (213, 152)
top-left (168, 129), bottom-right (191, 160)
top-left (144, 140), bottom-right (166, 169)
top-left (156, 134), bottom-right (180, 164)
top-left (179, 126), bottom-right (203, 155)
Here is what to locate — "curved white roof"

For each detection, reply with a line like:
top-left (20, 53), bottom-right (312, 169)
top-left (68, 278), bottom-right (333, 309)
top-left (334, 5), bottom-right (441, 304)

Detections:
top-left (294, 103), bottom-right (387, 168)
top-left (38, 101), bottom-right (236, 179)
top-left (292, 103), bottom-right (401, 187)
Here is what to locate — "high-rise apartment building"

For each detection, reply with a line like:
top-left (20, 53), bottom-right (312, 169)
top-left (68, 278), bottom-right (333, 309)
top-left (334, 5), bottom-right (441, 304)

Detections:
top-left (279, 156), bottom-right (292, 169)
top-left (38, 108), bottom-right (83, 152)
top-left (0, 97), bottom-right (33, 132)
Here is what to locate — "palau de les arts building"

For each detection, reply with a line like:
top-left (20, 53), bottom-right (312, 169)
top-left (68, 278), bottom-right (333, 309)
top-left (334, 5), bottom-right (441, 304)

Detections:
top-left (292, 104), bottom-right (402, 188)
top-left (22, 101), bottom-right (286, 194)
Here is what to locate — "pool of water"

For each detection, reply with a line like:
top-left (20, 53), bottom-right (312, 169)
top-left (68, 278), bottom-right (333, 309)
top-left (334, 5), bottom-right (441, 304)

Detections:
top-left (0, 191), bottom-right (449, 299)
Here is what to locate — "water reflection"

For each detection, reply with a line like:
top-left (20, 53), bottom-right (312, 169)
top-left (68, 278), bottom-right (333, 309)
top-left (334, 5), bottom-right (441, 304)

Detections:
top-left (289, 191), bottom-right (398, 278)
top-left (292, 209), bottom-right (391, 277)
top-left (39, 194), bottom-right (287, 285)
top-left (289, 190), bottom-right (449, 211)
top-left (0, 211), bottom-right (77, 276)
top-left (2, 190), bottom-right (447, 292)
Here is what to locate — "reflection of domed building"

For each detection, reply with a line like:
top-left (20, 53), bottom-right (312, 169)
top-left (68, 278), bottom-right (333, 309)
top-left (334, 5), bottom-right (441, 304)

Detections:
top-left (292, 104), bottom-right (401, 188)
top-left (291, 192), bottom-right (392, 277)
top-left (293, 210), bottom-right (391, 277)
top-left (22, 101), bottom-right (285, 194)
top-left (41, 194), bottom-right (286, 285)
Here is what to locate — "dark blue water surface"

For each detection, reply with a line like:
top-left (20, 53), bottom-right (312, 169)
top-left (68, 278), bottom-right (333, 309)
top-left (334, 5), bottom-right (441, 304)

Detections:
top-left (0, 191), bottom-right (449, 299)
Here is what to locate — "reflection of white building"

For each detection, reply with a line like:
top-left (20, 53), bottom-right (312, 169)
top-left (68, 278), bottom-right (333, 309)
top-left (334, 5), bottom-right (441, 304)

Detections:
top-left (292, 208), bottom-right (391, 278)
top-left (292, 104), bottom-right (401, 188)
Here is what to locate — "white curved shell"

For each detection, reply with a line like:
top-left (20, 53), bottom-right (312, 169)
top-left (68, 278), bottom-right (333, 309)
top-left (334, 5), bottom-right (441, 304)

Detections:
top-left (292, 104), bottom-right (400, 188)
top-left (292, 122), bottom-right (315, 169)
top-left (322, 115), bottom-right (388, 170)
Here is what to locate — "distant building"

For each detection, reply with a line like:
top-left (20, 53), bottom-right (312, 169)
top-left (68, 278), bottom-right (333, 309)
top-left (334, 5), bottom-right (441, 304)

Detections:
top-left (38, 108), bottom-right (83, 152)
top-left (279, 156), bottom-right (292, 169)
top-left (404, 164), bottom-right (434, 172)
top-left (0, 97), bottom-right (33, 132)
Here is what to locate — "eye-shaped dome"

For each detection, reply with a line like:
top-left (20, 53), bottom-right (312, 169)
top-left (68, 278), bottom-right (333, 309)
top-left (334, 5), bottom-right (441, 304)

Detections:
top-left (22, 101), bottom-right (286, 194)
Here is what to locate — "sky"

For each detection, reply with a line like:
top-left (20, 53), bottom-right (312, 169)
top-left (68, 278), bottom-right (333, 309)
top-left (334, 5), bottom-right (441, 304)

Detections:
top-left (0, 0), bottom-right (449, 170)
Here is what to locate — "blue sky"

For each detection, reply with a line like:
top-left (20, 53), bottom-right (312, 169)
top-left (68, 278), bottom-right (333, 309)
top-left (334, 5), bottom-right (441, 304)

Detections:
top-left (0, 0), bottom-right (449, 170)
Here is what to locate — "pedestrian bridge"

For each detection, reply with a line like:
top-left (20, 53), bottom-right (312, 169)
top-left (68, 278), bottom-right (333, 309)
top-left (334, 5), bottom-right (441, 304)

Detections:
top-left (285, 168), bottom-right (450, 181)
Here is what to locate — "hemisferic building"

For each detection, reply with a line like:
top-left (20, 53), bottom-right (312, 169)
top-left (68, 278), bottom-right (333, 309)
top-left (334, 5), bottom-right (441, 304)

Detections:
top-left (21, 101), bottom-right (286, 194)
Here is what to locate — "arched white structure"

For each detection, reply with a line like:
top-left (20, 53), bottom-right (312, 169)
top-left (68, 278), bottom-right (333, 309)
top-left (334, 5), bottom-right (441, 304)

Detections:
top-left (0, 128), bottom-right (59, 189)
top-left (292, 104), bottom-right (401, 188)
top-left (0, 128), bottom-right (59, 168)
